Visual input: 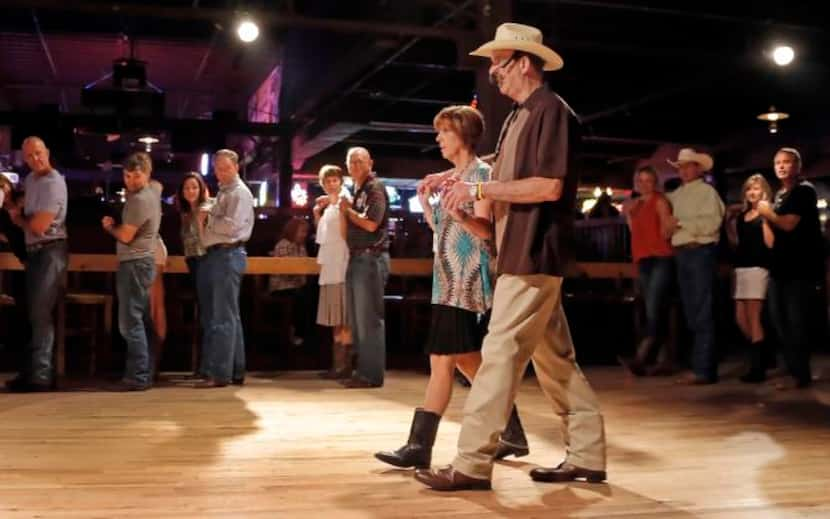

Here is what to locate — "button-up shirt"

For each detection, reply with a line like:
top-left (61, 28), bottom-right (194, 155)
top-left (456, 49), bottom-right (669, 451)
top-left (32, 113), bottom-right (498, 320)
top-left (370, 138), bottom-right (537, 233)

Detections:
top-left (202, 177), bottom-right (254, 248)
top-left (666, 178), bottom-right (725, 247)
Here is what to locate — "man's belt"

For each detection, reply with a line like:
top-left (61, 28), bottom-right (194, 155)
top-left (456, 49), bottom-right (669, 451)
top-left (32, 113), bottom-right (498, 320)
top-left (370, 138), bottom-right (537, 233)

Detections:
top-left (206, 241), bottom-right (245, 252)
top-left (26, 238), bottom-right (66, 253)
top-left (673, 242), bottom-right (707, 251)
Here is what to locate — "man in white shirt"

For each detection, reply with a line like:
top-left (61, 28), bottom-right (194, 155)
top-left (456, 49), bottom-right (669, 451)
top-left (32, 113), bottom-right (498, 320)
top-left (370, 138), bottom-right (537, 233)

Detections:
top-left (665, 148), bottom-right (725, 385)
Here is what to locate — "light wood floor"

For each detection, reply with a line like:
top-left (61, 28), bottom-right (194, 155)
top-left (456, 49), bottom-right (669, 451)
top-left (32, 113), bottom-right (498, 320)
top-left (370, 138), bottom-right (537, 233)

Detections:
top-left (1, 361), bottom-right (829, 518)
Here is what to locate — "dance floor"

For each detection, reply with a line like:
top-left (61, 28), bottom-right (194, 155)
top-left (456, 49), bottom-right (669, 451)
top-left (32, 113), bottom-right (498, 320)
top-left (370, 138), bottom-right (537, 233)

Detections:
top-left (1, 362), bottom-right (829, 518)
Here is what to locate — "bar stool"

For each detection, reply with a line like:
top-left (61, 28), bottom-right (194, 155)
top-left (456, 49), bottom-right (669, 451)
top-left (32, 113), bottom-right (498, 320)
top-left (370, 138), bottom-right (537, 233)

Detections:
top-left (54, 272), bottom-right (113, 385)
top-left (167, 279), bottom-right (201, 372)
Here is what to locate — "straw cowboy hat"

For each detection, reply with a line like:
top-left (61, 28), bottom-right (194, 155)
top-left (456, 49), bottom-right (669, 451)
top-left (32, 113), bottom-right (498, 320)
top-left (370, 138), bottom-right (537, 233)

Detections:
top-left (470, 23), bottom-right (564, 71)
top-left (667, 148), bottom-right (714, 172)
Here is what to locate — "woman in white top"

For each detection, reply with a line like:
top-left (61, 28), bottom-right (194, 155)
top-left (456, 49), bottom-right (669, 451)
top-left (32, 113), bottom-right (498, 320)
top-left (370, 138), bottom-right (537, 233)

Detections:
top-left (149, 180), bottom-right (168, 375)
top-left (312, 165), bottom-right (352, 379)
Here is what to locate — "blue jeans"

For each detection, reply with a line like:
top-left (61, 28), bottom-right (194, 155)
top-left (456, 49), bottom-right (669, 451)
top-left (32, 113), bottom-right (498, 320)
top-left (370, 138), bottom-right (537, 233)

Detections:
top-left (186, 255), bottom-right (207, 374)
top-left (346, 252), bottom-right (390, 385)
top-left (767, 277), bottom-right (816, 385)
top-left (675, 245), bottom-right (718, 381)
top-left (116, 257), bottom-right (156, 386)
top-left (198, 246), bottom-right (246, 383)
top-left (25, 241), bottom-right (68, 384)
top-left (637, 256), bottom-right (674, 339)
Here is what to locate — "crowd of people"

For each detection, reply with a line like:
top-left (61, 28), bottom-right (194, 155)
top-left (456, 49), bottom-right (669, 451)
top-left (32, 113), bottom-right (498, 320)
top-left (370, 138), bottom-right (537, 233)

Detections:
top-left (0, 20), bottom-right (825, 494)
top-left (622, 147), bottom-right (824, 390)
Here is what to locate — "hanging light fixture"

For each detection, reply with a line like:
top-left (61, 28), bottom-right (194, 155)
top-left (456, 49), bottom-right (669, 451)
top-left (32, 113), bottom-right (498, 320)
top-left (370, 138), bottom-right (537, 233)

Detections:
top-left (757, 106), bottom-right (789, 134)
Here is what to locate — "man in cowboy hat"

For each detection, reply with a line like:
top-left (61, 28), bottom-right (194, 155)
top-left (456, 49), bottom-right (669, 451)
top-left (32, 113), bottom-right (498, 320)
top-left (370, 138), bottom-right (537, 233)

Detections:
top-left (665, 148), bottom-right (725, 385)
top-left (414, 22), bottom-right (607, 491)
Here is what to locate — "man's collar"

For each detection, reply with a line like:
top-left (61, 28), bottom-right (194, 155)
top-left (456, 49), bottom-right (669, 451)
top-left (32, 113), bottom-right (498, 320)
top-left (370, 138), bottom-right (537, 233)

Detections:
top-left (515, 84), bottom-right (548, 110)
top-left (219, 176), bottom-right (241, 190)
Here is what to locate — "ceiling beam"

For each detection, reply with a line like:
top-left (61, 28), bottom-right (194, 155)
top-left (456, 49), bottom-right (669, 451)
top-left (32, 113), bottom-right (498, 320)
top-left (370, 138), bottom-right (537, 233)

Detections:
top-left (6, 1), bottom-right (475, 41)
top-left (30, 8), bottom-right (67, 112)
top-left (356, 90), bottom-right (466, 106)
top-left (529, 0), bottom-right (826, 33)
top-left (289, 0), bottom-right (477, 167)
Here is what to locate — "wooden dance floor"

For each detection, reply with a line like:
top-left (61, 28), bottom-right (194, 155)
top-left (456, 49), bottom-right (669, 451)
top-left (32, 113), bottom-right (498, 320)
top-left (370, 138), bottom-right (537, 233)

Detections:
top-left (1, 363), bottom-right (829, 518)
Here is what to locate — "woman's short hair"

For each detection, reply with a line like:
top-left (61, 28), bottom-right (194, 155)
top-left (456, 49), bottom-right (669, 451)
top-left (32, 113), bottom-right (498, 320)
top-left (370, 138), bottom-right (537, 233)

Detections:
top-left (742, 173), bottom-right (774, 212)
top-left (280, 217), bottom-right (310, 243)
top-left (318, 164), bottom-right (344, 185)
top-left (433, 105), bottom-right (486, 150)
top-left (635, 165), bottom-right (659, 181)
top-left (124, 151), bottom-right (153, 174)
top-left (176, 172), bottom-right (209, 214)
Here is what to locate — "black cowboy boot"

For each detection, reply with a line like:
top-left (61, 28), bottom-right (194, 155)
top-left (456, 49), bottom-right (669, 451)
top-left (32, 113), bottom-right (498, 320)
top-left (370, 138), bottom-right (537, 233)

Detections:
top-left (740, 339), bottom-right (766, 383)
top-left (374, 408), bottom-right (441, 469)
top-left (494, 405), bottom-right (530, 460)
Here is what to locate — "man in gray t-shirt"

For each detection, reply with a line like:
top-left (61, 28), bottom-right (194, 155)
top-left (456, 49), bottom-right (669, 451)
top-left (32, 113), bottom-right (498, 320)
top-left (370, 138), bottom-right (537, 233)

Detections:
top-left (115, 182), bottom-right (161, 262)
top-left (102, 152), bottom-right (160, 390)
top-left (5, 136), bottom-right (68, 393)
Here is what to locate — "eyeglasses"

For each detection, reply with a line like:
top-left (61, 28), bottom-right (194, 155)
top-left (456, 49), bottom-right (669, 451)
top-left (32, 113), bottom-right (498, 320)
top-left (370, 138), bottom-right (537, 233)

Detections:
top-left (491, 53), bottom-right (517, 71)
top-left (489, 53), bottom-right (518, 86)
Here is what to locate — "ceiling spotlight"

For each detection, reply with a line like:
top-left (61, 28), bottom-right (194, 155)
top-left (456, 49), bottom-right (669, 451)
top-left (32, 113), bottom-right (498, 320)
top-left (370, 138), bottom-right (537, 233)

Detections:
top-left (237, 19), bottom-right (260, 43)
top-left (138, 135), bottom-right (159, 152)
top-left (772, 45), bottom-right (795, 66)
top-left (757, 106), bottom-right (790, 134)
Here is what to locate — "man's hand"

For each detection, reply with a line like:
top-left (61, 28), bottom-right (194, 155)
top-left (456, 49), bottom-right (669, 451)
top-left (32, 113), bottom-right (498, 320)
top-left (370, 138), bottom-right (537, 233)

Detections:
top-left (666, 216), bottom-right (681, 235)
top-left (418, 170), bottom-right (453, 195)
top-left (757, 200), bottom-right (774, 219)
top-left (197, 209), bottom-right (209, 226)
top-left (442, 180), bottom-right (475, 211)
top-left (101, 216), bottom-right (115, 231)
top-left (447, 207), bottom-right (467, 222)
top-left (8, 206), bottom-right (24, 227)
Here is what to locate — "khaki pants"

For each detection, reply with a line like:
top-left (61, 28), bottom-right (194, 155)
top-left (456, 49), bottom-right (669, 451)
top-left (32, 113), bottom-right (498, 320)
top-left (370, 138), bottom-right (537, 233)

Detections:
top-left (453, 274), bottom-right (606, 479)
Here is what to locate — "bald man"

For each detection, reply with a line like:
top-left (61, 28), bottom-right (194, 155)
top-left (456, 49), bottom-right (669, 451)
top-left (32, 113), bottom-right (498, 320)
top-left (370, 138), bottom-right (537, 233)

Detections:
top-left (6, 136), bottom-right (68, 392)
top-left (339, 147), bottom-right (390, 388)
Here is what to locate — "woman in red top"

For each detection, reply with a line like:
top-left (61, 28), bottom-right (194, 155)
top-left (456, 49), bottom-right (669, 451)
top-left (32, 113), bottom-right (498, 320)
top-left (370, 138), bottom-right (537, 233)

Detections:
top-left (621, 166), bottom-right (675, 376)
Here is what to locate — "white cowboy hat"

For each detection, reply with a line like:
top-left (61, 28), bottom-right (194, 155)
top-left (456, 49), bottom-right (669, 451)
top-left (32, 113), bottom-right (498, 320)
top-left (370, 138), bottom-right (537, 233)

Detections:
top-left (470, 23), bottom-right (564, 71)
top-left (667, 148), bottom-right (714, 172)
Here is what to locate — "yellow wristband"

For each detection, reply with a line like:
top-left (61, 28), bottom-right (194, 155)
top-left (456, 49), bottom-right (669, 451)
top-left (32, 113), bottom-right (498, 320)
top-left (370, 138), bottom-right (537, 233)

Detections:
top-left (476, 182), bottom-right (484, 201)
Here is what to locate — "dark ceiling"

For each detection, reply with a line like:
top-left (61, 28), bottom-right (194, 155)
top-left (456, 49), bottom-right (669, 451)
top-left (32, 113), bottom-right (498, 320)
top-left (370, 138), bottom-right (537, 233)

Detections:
top-left (1, 0), bottom-right (829, 185)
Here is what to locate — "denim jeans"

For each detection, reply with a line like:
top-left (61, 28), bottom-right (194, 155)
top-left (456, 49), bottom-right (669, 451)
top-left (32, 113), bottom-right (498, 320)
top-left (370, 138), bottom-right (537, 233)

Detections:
top-left (675, 244), bottom-right (718, 381)
top-left (25, 241), bottom-right (68, 384)
top-left (116, 257), bottom-right (156, 386)
top-left (186, 255), bottom-right (207, 374)
top-left (767, 277), bottom-right (816, 384)
top-left (637, 256), bottom-right (674, 339)
top-left (198, 246), bottom-right (246, 383)
top-left (346, 252), bottom-right (390, 386)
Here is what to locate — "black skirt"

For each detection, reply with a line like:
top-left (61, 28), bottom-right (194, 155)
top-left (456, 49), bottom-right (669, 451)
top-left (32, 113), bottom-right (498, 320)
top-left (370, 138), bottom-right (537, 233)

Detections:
top-left (424, 304), bottom-right (487, 355)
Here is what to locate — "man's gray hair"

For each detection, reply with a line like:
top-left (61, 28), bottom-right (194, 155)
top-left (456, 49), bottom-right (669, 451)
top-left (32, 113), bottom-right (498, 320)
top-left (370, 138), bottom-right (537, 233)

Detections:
top-left (776, 147), bottom-right (802, 171)
top-left (346, 146), bottom-right (371, 160)
top-left (215, 149), bottom-right (239, 165)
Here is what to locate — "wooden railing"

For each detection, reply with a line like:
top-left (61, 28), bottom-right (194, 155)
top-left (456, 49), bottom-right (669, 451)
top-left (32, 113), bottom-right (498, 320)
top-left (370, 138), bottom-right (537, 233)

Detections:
top-left (0, 253), bottom-right (637, 279)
